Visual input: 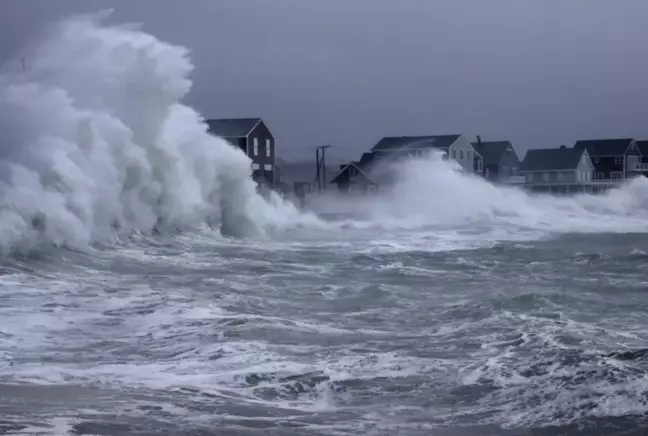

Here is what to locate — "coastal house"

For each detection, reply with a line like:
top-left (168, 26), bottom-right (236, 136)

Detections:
top-left (572, 138), bottom-right (642, 183)
top-left (471, 137), bottom-right (523, 184)
top-left (330, 152), bottom-right (381, 193)
top-left (205, 117), bottom-right (276, 187)
top-left (633, 140), bottom-right (648, 176)
top-left (369, 134), bottom-right (481, 173)
top-left (330, 134), bottom-right (483, 193)
top-left (520, 146), bottom-right (594, 194)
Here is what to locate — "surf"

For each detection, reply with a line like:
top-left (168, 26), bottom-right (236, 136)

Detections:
top-left (0, 11), bottom-right (320, 255)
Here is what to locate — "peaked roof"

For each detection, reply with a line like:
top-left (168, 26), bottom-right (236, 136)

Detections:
top-left (520, 147), bottom-right (587, 171)
top-left (471, 141), bottom-right (517, 165)
top-left (205, 118), bottom-right (261, 138)
top-left (635, 140), bottom-right (648, 156)
top-left (371, 135), bottom-right (461, 152)
top-left (330, 151), bottom-right (399, 185)
top-left (573, 138), bottom-right (634, 156)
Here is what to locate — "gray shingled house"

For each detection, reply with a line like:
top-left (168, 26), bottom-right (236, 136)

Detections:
top-left (572, 138), bottom-right (642, 182)
top-left (331, 134), bottom-right (483, 193)
top-left (205, 118), bottom-right (276, 187)
top-left (370, 135), bottom-right (480, 173)
top-left (471, 137), bottom-right (523, 184)
top-left (520, 146), bottom-right (594, 194)
top-left (634, 140), bottom-right (648, 176)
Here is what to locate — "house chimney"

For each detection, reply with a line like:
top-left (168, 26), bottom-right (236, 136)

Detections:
top-left (477, 135), bottom-right (482, 145)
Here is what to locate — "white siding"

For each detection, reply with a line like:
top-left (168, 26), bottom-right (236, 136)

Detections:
top-left (447, 135), bottom-right (476, 172)
top-left (576, 151), bottom-right (594, 179)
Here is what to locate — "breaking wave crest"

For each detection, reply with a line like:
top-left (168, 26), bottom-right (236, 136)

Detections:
top-left (0, 11), bottom-right (320, 255)
top-left (2, 10), bottom-right (648, 258)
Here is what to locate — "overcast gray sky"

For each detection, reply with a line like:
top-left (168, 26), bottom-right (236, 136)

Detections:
top-left (2, 0), bottom-right (648, 163)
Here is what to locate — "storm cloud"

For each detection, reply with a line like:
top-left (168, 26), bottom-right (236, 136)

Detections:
top-left (2, 0), bottom-right (648, 163)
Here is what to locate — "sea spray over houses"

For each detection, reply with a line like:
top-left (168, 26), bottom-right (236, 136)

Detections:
top-left (0, 11), bottom-right (317, 254)
top-left (311, 151), bottom-right (648, 235)
top-left (2, 11), bottom-right (648, 257)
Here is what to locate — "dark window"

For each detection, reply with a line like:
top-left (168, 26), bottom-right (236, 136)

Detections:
top-left (614, 156), bottom-right (622, 165)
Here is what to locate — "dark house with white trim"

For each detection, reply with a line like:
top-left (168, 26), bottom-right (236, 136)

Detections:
top-left (471, 137), bottom-right (523, 184)
top-left (520, 146), bottom-right (595, 194)
top-left (206, 118), bottom-right (276, 187)
top-left (632, 140), bottom-right (648, 176)
top-left (572, 138), bottom-right (642, 182)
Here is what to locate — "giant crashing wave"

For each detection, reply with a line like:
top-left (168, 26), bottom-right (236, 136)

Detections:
top-left (0, 10), bottom-right (317, 255)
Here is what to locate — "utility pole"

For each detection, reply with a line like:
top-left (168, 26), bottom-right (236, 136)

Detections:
top-left (315, 145), bottom-right (332, 194)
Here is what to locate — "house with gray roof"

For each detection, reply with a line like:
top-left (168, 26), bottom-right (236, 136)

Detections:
top-left (330, 134), bottom-right (483, 193)
top-left (370, 134), bottom-right (481, 173)
top-left (205, 117), bottom-right (276, 187)
top-left (520, 146), bottom-right (594, 194)
top-left (471, 137), bottom-right (523, 184)
top-left (572, 138), bottom-right (642, 182)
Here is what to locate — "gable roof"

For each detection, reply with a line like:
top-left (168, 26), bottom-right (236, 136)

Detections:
top-left (471, 141), bottom-right (517, 166)
top-left (635, 140), bottom-right (648, 156)
top-left (330, 151), bottom-right (403, 185)
top-left (573, 138), bottom-right (634, 156)
top-left (520, 147), bottom-right (587, 172)
top-left (330, 152), bottom-right (379, 185)
top-left (371, 135), bottom-right (461, 152)
top-left (205, 118), bottom-right (261, 138)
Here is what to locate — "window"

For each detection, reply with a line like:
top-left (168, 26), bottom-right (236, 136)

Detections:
top-left (349, 166), bottom-right (357, 178)
top-left (460, 150), bottom-right (464, 160)
top-left (502, 166), bottom-right (508, 176)
top-left (614, 156), bottom-right (622, 165)
top-left (251, 163), bottom-right (260, 170)
top-left (543, 172), bottom-right (549, 182)
top-left (264, 164), bottom-right (272, 171)
top-left (556, 172), bottom-right (563, 181)
top-left (593, 157), bottom-right (600, 164)
top-left (253, 138), bottom-right (258, 156)
top-left (611, 171), bottom-right (623, 181)
top-left (549, 171), bottom-right (558, 181)
top-left (368, 185), bottom-right (376, 193)
top-left (265, 139), bottom-right (271, 157)
top-left (452, 149), bottom-right (457, 159)
top-left (595, 172), bottom-right (605, 180)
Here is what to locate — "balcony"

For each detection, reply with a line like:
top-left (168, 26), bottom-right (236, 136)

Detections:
top-left (627, 162), bottom-right (648, 171)
top-left (500, 176), bottom-right (526, 184)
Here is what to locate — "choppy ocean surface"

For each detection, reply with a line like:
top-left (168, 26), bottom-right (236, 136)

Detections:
top-left (2, 10), bottom-right (648, 436)
top-left (2, 229), bottom-right (648, 435)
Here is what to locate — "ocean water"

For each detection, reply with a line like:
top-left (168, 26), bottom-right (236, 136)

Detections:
top-left (2, 11), bottom-right (648, 436)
